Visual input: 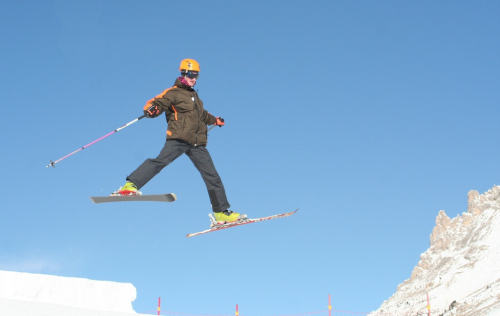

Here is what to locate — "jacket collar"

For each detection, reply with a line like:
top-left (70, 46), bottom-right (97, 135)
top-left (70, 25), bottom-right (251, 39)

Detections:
top-left (174, 77), bottom-right (194, 91)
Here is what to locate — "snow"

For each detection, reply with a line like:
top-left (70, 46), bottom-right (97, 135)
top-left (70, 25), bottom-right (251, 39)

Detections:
top-left (0, 270), bottom-right (152, 316)
top-left (0, 298), bottom-right (153, 316)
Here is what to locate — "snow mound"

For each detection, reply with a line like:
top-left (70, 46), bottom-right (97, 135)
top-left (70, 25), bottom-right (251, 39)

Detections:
top-left (0, 270), bottom-right (137, 313)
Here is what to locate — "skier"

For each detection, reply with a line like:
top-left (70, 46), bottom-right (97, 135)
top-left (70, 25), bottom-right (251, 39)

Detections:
top-left (113, 59), bottom-right (245, 223)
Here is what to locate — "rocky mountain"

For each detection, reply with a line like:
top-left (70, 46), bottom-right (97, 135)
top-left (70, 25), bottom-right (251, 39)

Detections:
top-left (370, 185), bottom-right (500, 316)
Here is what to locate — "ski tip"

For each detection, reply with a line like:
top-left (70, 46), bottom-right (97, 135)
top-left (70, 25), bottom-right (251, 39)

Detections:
top-left (170, 193), bottom-right (177, 201)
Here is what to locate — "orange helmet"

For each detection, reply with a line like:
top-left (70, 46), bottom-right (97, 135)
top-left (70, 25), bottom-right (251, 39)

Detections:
top-left (179, 59), bottom-right (200, 72)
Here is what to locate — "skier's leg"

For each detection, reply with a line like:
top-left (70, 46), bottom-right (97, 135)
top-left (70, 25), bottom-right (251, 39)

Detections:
top-left (186, 146), bottom-right (231, 212)
top-left (127, 140), bottom-right (187, 189)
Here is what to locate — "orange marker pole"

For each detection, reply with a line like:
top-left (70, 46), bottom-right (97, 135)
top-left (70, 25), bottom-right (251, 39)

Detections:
top-left (236, 304), bottom-right (239, 316)
top-left (328, 294), bottom-right (331, 316)
top-left (427, 293), bottom-right (431, 316)
top-left (158, 297), bottom-right (161, 315)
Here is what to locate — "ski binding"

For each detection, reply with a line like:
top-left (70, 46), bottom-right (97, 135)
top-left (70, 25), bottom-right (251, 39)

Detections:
top-left (186, 209), bottom-right (298, 238)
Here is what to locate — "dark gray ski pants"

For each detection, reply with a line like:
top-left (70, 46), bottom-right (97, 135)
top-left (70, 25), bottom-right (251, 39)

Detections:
top-left (126, 139), bottom-right (230, 212)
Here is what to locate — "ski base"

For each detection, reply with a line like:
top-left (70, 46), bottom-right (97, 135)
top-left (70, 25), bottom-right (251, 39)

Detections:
top-left (186, 209), bottom-right (298, 237)
top-left (90, 193), bottom-right (177, 204)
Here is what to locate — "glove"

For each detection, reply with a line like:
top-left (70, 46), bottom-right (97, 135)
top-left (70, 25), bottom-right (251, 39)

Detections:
top-left (215, 117), bottom-right (225, 126)
top-left (144, 104), bottom-right (160, 118)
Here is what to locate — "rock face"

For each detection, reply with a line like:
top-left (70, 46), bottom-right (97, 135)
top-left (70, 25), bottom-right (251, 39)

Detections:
top-left (371, 185), bottom-right (500, 316)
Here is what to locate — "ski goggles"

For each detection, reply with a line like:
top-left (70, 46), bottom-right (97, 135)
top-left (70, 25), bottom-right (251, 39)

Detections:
top-left (184, 71), bottom-right (199, 79)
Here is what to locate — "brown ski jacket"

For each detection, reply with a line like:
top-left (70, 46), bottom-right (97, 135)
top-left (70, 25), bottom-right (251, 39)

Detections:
top-left (146, 78), bottom-right (217, 146)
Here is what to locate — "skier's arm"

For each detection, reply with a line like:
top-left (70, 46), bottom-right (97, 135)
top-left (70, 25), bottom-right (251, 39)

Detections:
top-left (201, 110), bottom-right (217, 125)
top-left (143, 89), bottom-right (175, 118)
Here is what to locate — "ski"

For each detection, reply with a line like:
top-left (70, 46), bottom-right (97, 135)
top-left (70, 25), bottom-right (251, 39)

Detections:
top-left (90, 193), bottom-right (177, 204)
top-left (186, 209), bottom-right (298, 238)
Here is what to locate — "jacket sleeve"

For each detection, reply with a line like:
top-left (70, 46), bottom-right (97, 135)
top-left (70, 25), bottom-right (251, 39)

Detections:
top-left (151, 96), bottom-right (173, 113)
top-left (201, 110), bottom-right (217, 125)
top-left (144, 87), bottom-right (177, 116)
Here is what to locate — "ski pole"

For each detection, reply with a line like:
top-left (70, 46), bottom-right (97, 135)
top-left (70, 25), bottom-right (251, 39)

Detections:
top-left (207, 117), bottom-right (225, 133)
top-left (46, 114), bottom-right (146, 168)
top-left (207, 124), bottom-right (225, 133)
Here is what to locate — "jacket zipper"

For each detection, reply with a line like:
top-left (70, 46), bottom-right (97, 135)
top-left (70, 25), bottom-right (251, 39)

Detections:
top-left (193, 93), bottom-right (200, 146)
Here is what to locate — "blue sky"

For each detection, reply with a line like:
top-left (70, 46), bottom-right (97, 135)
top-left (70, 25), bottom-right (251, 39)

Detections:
top-left (1, 0), bottom-right (499, 314)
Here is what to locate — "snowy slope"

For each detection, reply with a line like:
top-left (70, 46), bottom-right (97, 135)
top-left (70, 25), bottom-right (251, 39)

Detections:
top-left (0, 298), bottom-right (154, 316)
top-left (370, 185), bottom-right (500, 316)
top-left (0, 270), bottom-right (152, 315)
